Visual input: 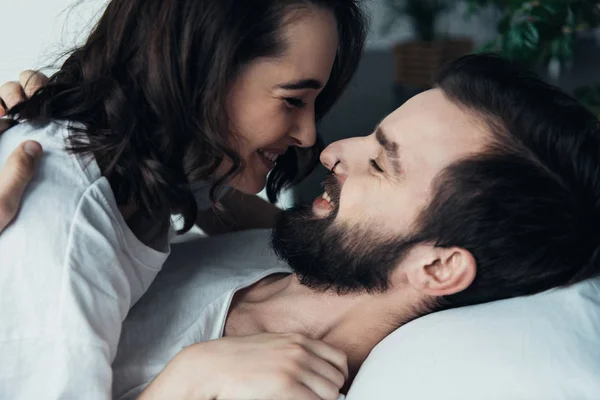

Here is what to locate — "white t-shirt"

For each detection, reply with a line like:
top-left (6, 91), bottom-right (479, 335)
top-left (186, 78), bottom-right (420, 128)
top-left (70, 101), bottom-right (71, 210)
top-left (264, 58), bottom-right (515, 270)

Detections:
top-left (112, 230), bottom-right (347, 400)
top-left (0, 120), bottom-right (211, 399)
top-left (112, 234), bottom-right (292, 399)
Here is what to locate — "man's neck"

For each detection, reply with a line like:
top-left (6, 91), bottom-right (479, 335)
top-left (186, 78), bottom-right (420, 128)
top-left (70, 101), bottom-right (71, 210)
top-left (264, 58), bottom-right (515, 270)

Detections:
top-left (225, 273), bottom-right (419, 383)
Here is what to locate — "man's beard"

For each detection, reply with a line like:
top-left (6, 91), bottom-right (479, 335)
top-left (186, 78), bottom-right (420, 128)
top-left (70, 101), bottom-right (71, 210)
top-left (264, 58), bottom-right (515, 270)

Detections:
top-left (270, 174), bottom-right (418, 295)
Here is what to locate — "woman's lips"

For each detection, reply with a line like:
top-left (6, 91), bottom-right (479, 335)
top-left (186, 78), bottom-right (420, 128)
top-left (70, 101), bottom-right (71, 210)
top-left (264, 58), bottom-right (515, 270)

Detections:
top-left (256, 148), bottom-right (286, 170)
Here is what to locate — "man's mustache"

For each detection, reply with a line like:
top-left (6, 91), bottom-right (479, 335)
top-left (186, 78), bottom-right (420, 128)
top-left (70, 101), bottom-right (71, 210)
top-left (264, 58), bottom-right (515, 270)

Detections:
top-left (322, 172), bottom-right (342, 206)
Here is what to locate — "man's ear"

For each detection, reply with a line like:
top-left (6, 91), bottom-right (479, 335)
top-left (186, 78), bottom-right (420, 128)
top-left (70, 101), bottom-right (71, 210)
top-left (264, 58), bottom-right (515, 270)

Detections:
top-left (401, 244), bottom-right (476, 297)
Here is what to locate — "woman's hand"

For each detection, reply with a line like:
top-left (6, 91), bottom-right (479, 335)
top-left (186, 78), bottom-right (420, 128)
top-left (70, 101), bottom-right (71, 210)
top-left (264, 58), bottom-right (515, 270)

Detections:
top-left (0, 70), bottom-right (48, 116)
top-left (0, 124), bottom-right (42, 232)
top-left (138, 333), bottom-right (349, 400)
top-left (0, 70), bottom-right (47, 232)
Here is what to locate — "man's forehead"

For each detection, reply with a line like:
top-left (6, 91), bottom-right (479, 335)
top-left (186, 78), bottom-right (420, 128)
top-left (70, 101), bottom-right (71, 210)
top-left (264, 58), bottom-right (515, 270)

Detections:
top-left (374, 89), bottom-right (491, 176)
top-left (381, 90), bottom-right (448, 130)
top-left (379, 89), bottom-right (489, 145)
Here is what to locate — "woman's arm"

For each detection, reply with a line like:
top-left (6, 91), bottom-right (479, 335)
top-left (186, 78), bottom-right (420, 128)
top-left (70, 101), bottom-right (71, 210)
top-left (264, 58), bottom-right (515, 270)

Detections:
top-left (196, 189), bottom-right (281, 235)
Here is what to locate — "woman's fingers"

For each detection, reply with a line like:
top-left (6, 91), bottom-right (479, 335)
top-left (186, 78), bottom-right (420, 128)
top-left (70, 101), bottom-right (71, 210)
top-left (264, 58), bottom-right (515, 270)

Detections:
top-left (303, 349), bottom-right (347, 389)
top-left (19, 70), bottom-right (49, 97)
top-left (294, 334), bottom-right (349, 381)
top-left (0, 70), bottom-right (48, 116)
top-left (0, 81), bottom-right (27, 113)
top-left (296, 365), bottom-right (344, 400)
top-left (0, 141), bottom-right (43, 232)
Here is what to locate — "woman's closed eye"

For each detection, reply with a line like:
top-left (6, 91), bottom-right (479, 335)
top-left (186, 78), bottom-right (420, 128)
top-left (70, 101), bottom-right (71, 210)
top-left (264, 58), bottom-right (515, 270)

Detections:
top-left (284, 97), bottom-right (306, 108)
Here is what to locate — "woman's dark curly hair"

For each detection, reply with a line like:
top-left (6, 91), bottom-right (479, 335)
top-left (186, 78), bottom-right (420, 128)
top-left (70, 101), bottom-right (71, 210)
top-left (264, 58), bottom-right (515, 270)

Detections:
top-left (9, 0), bottom-right (367, 233)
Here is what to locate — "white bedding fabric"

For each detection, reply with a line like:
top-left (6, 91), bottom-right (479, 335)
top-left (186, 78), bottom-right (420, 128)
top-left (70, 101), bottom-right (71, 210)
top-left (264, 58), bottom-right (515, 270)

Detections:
top-left (347, 276), bottom-right (600, 400)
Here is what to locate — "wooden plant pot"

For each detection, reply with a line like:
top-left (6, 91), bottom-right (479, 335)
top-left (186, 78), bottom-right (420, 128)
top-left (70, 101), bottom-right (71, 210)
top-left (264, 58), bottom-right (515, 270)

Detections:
top-left (393, 38), bottom-right (474, 88)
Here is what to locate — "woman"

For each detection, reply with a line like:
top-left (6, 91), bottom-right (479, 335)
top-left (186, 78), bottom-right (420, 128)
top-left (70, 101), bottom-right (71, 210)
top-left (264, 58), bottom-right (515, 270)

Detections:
top-left (0, 0), bottom-right (367, 398)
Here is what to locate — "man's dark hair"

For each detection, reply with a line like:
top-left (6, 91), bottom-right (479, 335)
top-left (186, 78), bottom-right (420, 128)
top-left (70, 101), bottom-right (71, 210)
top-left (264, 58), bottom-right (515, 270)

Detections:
top-left (8, 0), bottom-right (367, 233)
top-left (416, 53), bottom-right (600, 309)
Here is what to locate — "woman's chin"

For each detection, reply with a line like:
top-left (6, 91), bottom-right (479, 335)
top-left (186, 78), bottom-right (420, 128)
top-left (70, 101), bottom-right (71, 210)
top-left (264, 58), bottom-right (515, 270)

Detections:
top-left (228, 171), bottom-right (268, 195)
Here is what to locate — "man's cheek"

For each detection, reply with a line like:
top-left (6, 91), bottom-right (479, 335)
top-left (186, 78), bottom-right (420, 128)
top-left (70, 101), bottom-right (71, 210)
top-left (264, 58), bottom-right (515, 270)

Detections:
top-left (336, 187), bottom-right (364, 213)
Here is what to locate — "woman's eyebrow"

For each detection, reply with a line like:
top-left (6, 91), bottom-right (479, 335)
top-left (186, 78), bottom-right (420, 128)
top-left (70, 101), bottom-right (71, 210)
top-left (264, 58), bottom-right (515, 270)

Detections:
top-left (275, 79), bottom-right (323, 90)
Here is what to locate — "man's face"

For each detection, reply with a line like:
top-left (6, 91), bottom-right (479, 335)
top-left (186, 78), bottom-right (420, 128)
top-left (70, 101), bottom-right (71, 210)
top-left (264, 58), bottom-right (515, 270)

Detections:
top-left (272, 89), bottom-right (489, 293)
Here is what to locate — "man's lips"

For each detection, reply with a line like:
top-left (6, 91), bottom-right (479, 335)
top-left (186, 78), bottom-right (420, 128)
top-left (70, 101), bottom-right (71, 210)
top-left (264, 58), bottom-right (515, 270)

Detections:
top-left (312, 181), bottom-right (338, 218)
top-left (312, 195), bottom-right (334, 219)
top-left (313, 191), bottom-right (335, 210)
top-left (322, 174), bottom-right (340, 205)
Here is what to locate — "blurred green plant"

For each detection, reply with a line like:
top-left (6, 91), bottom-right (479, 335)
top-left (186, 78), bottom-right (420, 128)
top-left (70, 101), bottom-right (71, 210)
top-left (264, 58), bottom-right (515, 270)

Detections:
top-left (465, 0), bottom-right (600, 67)
top-left (380, 0), bottom-right (457, 41)
top-left (466, 0), bottom-right (600, 117)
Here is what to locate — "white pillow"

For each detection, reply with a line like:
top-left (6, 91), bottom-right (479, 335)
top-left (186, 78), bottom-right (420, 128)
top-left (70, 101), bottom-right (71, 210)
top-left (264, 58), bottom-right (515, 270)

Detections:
top-left (347, 277), bottom-right (600, 400)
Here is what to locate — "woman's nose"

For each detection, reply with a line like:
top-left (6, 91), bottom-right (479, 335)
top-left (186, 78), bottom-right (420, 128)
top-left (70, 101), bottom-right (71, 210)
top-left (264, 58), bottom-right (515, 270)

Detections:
top-left (289, 109), bottom-right (317, 148)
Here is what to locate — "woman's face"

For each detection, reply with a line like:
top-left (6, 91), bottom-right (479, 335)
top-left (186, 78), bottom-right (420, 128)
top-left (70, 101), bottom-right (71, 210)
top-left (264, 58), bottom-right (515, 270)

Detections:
top-left (224, 7), bottom-right (339, 194)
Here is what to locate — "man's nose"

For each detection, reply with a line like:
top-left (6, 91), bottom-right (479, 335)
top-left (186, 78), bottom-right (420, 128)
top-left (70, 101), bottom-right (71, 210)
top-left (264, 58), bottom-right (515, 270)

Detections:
top-left (320, 141), bottom-right (348, 182)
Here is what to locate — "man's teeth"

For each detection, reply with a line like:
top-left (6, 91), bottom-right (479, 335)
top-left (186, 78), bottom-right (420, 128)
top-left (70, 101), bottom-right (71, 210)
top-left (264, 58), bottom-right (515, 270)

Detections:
top-left (258, 149), bottom-right (279, 163)
top-left (321, 191), bottom-right (334, 205)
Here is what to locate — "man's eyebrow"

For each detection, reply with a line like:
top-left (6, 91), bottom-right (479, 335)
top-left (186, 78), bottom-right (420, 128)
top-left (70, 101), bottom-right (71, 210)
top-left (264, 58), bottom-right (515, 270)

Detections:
top-left (276, 79), bottom-right (323, 90)
top-left (375, 126), bottom-right (402, 176)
